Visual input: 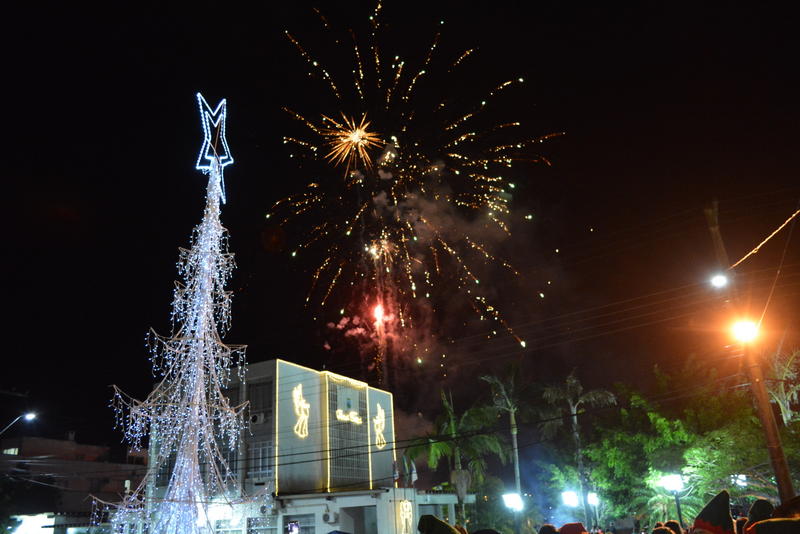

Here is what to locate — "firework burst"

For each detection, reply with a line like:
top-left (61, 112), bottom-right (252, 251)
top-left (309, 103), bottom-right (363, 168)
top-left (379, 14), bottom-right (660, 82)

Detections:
top-left (322, 112), bottom-right (384, 175)
top-left (272, 4), bottom-right (560, 381)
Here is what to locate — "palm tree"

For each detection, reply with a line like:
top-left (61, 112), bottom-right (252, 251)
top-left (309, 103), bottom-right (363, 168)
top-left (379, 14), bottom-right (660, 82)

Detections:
top-left (541, 371), bottom-right (616, 527)
top-left (480, 369), bottom-right (525, 502)
top-left (407, 389), bottom-right (506, 523)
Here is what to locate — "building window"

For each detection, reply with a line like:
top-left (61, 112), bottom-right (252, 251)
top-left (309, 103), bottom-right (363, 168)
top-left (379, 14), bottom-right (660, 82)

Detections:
top-left (215, 519), bottom-right (242, 534)
top-left (283, 515), bottom-right (315, 534)
top-left (246, 517), bottom-right (277, 534)
top-left (247, 440), bottom-right (273, 480)
top-left (247, 382), bottom-right (272, 413)
top-left (2, 448), bottom-right (19, 455)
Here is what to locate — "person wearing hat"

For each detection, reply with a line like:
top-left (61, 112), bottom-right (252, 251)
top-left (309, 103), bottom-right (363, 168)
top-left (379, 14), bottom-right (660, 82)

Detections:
top-left (560, 523), bottom-right (589, 534)
top-left (691, 491), bottom-right (735, 534)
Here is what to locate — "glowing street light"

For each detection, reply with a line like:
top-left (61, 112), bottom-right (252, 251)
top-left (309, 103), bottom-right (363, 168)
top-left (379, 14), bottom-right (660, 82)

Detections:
top-left (732, 320), bottom-right (758, 343)
top-left (0, 412), bottom-right (37, 436)
top-left (710, 273), bottom-right (729, 288)
top-left (659, 474), bottom-right (683, 493)
top-left (562, 490), bottom-right (580, 508)
top-left (659, 474), bottom-right (684, 527)
top-left (587, 492), bottom-right (600, 529)
top-left (732, 474), bottom-right (748, 487)
top-left (503, 492), bottom-right (524, 534)
top-left (502, 493), bottom-right (524, 512)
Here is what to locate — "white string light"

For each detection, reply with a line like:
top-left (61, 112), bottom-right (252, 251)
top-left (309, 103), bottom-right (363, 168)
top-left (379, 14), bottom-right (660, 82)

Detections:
top-left (196, 93), bottom-right (234, 203)
top-left (94, 94), bottom-right (272, 534)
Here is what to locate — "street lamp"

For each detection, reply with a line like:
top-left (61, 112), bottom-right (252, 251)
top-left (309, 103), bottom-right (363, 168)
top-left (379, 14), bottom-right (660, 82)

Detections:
top-left (503, 492), bottom-right (523, 534)
top-left (562, 490), bottom-right (580, 508)
top-left (0, 412), bottom-right (36, 436)
top-left (732, 319), bottom-right (795, 503)
top-left (587, 493), bottom-right (600, 529)
top-left (710, 273), bottom-right (729, 288)
top-left (659, 474), bottom-right (684, 527)
top-left (502, 493), bottom-right (524, 512)
top-left (732, 320), bottom-right (758, 343)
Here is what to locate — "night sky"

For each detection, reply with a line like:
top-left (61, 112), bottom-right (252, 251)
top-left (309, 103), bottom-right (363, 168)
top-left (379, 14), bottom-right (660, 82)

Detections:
top-left (5, 1), bottom-right (800, 459)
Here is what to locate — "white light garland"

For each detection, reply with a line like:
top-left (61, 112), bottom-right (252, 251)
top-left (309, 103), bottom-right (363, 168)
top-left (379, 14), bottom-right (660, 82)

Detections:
top-left (94, 94), bottom-right (271, 534)
top-left (196, 93), bottom-right (233, 203)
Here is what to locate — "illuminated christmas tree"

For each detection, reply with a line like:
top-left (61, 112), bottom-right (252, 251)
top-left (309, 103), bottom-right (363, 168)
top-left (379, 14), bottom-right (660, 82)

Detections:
top-left (97, 94), bottom-right (271, 534)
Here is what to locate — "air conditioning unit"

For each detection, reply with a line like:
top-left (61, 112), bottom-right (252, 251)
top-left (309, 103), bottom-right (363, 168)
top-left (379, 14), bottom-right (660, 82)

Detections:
top-left (322, 512), bottom-right (339, 524)
top-left (250, 412), bottom-right (265, 425)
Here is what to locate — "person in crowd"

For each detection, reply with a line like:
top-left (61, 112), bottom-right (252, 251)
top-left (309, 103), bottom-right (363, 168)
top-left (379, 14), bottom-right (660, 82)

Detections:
top-left (664, 519), bottom-right (682, 534)
top-left (538, 524), bottom-right (559, 534)
top-left (744, 517), bottom-right (800, 533)
top-left (652, 527), bottom-right (673, 534)
top-left (691, 490), bottom-right (735, 534)
top-left (771, 495), bottom-right (800, 518)
top-left (559, 522), bottom-right (589, 534)
top-left (738, 494), bottom-right (800, 534)
top-left (417, 514), bottom-right (460, 534)
top-left (744, 498), bottom-right (775, 532)
top-left (735, 516), bottom-right (748, 534)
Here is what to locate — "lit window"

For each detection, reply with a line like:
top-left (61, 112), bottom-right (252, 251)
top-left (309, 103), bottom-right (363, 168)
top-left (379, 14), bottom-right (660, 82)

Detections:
top-left (2, 448), bottom-right (19, 455)
top-left (215, 520), bottom-right (242, 534)
top-left (246, 517), bottom-right (277, 534)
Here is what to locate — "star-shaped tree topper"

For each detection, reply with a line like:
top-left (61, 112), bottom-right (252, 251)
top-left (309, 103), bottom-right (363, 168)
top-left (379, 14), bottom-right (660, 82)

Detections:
top-left (196, 92), bottom-right (233, 171)
top-left (196, 92), bottom-right (233, 202)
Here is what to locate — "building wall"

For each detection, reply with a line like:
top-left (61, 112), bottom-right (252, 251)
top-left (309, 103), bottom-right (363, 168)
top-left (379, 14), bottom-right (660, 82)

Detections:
top-left (274, 360), bottom-right (325, 494)
top-left (0, 437), bottom-right (146, 523)
top-left (366, 388), bottom-right (395, 489)
top-left (235, 359), bottom-right (396, 495)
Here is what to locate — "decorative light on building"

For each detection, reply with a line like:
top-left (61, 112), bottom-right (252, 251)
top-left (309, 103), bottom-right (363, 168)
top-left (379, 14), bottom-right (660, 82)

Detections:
top-left (293, 384), bottom-right (311, 438)
top-left (373, 404), bottom-right (387, 449)
top-left (335, 409), bottom-right (363, 424)
top-left (399, 500), bottom-right (414, 534)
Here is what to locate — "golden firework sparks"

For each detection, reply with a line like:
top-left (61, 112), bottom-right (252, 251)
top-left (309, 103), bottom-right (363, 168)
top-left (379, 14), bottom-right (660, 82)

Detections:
top-left (274, 4), bottom-right (562, 370)
top-left (321, 113), bottom-right (384, 175)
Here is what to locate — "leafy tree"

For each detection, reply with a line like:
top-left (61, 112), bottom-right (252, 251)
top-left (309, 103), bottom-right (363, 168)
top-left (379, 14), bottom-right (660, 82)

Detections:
top-left (540, 371), bottom-right (616, 525)
top-left (470, 475), bottom-right (514, 533)
top-left (481, 367), bottom-right (527, 500)
top-left (407, 389), bottom-right (507, 523)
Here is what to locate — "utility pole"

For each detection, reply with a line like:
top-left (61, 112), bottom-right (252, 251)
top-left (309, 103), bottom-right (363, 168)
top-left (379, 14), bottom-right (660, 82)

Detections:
top-left (704, 200), bottom-right (795, 503)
